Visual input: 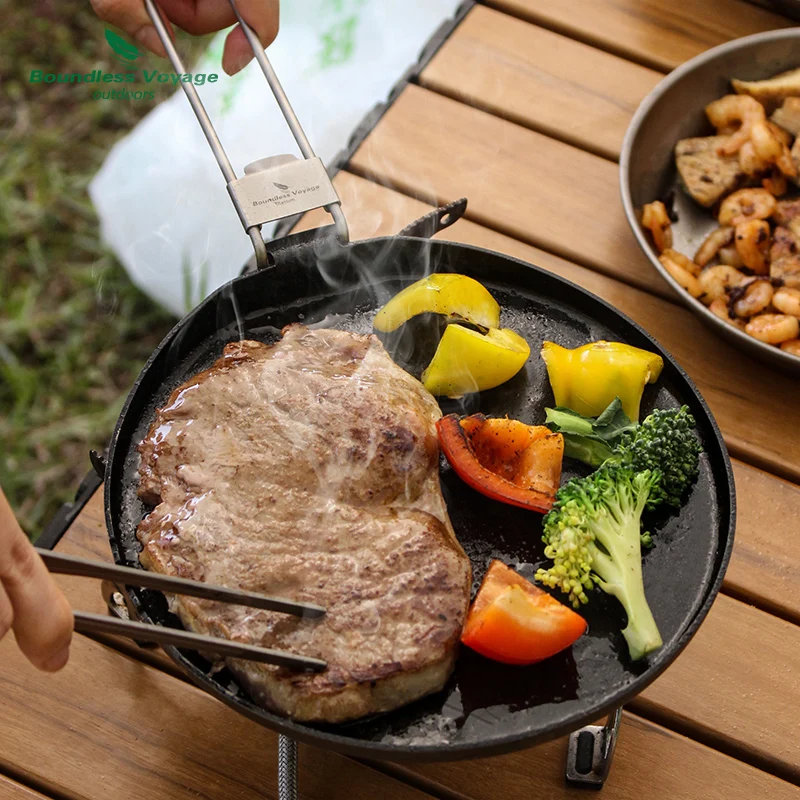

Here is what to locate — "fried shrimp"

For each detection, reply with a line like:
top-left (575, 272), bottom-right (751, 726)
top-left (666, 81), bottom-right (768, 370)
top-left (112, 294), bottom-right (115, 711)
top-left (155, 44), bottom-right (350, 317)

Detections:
top-left (718, 188), bottom-right (777, 226)
top-left (773, 287), bottom-right (800, 317)
top-left (698, 265), bottom-right (746, 304)
top-left (731, 278), bottom-right (774, 318)
top-left (745, 313), bottom-right (800, 344)
top-left (762, 169), bottom-right (788, 196)
top-left (706, 95), bottom-right (766, 154)
top-left (708, 298), bottom-right (746, 329)
top-left (643, 81), bottom-right (800, 358)
top-left (739, 140), bottom-right (769, 176)
top-left (694, 226), bottom-right (734, 267)
top-left (659, 252), bottom-right (702, 297)
top-left (718, 245), bottom-right (744, 267)
top-left (750, 119), bottom-right (798, 178)
top-left (641, 201), bottom-right (672, 252)
top-left (734, 220), bottom-right (771, 274)
top-left (660, 247), bottom-right (701, 276)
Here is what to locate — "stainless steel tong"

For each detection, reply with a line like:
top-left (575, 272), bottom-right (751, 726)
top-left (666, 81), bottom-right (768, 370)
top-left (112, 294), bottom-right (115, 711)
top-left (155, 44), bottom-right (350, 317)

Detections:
top-left (40, 548), bottom-right (326, 671)
top-left (143, 0), bottom-right (349, 271)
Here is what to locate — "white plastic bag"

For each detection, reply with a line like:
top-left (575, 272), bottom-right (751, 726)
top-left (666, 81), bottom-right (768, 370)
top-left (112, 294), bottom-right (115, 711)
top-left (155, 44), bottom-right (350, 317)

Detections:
top-left (89, 0), bottom-right (463, 316)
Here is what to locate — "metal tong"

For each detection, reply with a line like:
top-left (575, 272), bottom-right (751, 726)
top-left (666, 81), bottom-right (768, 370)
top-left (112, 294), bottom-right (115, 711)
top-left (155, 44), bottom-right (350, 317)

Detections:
top-left (40, 548), bottom-right (326, 671)
top-left (143, 0), bottom-right (349, 271)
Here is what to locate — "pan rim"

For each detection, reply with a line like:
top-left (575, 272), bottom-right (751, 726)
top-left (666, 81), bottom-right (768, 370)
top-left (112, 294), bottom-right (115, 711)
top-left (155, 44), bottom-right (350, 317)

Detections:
top-left (104, 235), bottom-right (736, 760)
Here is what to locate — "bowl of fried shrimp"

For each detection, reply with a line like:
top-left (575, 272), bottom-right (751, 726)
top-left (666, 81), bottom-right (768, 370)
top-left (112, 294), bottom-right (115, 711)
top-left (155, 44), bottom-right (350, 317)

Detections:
top-left (620, 28), bottom-right (800, 375)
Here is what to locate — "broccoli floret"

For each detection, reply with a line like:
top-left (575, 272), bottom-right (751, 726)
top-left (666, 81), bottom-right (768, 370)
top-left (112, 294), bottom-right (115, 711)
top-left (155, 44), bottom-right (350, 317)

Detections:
top-left (608, 405), bottom-right (702, 508)
top-left (536, 405), bottom-right (702, 661)
top-left (536, 466), bottom-right (664, 660)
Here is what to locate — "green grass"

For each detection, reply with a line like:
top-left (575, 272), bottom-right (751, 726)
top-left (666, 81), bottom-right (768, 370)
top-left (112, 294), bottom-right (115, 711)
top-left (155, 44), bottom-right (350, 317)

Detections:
top-left (0, 2), bottom-right (210, 535)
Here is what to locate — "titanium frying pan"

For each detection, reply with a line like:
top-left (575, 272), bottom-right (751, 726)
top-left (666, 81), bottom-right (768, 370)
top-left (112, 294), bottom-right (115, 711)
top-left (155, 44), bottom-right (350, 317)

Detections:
top-left (103, 209), bottom-right (735, 761)
top-left (103, 0), bottom-right (735, 765)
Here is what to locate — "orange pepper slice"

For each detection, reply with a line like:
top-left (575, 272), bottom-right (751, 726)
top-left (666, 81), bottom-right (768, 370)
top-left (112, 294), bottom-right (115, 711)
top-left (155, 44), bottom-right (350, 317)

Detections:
top-left (436, 413), bottom-right (563, 513)
top-left (461, 561), bottom-right (587, 665)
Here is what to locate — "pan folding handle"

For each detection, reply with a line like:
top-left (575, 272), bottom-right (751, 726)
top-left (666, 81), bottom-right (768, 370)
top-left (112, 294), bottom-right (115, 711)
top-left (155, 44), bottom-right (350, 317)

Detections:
top-left (143, 0), bottom-right (349, 270)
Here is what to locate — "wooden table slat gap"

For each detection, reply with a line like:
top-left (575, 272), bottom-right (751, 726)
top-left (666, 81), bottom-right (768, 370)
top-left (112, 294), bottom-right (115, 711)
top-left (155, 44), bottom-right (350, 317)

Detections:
top-left (419, 4), bottom-right (665, 162)
top-left (416, 75), bottom-right (629, 164)
top-left (357, 759), bottom-right (471, 800)
top-left (0, 763), bottom-right (72, 800)
top-left (746, 0), bottom-right (781, 11)
top-left (479, 0), bottom-right (674, 73)
top-left (343, 166), bottom-right (684, 308)
top-left (372, 710), bottom-right (800, 800)
top-left (720, 584), bottom-right (800, 628)
top-left (627, 696), bottom-right (800, 787)
top-left (720, 438), bottom-right (800, 491)
top-left (483, 0), bottom-right (794, 73)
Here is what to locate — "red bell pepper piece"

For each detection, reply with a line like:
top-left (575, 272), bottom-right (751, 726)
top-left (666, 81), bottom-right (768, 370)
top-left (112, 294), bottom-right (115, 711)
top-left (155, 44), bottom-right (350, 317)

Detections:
top-left (436, 413), bottom-right (563, 513)
top-left (461, 561), bottom-right (587, 665)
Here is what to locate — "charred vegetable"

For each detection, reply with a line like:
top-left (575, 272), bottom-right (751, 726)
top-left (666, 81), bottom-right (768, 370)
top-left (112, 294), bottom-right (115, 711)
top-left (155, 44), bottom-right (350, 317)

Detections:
top-left (373, 274), bottom-right (500, 333)
top-left (437, 413), bottom-right (563, 513)
top-left (375, 274), bottom-right (531, 397)
top-left (461, 560), bottom-right (587, 665)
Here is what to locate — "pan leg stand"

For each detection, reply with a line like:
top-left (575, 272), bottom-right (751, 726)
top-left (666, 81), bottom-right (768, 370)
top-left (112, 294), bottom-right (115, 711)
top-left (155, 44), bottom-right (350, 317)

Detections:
top-left (565, 707), bottom-right (622, 789)
top-left (278, 735), bottom-right (298, 800)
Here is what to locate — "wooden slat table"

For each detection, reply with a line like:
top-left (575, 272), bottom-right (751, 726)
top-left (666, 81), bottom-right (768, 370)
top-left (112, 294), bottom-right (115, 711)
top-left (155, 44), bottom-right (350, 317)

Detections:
top-left (3, 2), bottom-right (799, 798)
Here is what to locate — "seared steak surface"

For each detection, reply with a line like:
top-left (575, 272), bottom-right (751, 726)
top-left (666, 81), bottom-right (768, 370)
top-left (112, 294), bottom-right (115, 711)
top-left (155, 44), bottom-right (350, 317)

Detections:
top-left (136, 325), bottom-right (471, 722)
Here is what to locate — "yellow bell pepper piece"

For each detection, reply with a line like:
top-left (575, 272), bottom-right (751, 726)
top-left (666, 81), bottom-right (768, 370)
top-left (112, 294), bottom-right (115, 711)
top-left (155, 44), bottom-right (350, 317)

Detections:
top-left (373, 274), bottom-right (500, 333)
top-left (541, 340), bottom-right (664, 421)
top-left (422, 325), bottom-right (531, 397)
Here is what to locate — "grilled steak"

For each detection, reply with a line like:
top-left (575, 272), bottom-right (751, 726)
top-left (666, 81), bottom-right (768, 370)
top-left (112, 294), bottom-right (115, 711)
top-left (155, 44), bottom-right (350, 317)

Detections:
top-left (136, 325), bottom-right (471, 723)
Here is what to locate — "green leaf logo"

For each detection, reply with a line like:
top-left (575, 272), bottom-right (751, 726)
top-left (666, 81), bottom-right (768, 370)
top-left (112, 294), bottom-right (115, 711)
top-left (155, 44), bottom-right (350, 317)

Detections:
top-left (105, 28), bottom-right (142, 63)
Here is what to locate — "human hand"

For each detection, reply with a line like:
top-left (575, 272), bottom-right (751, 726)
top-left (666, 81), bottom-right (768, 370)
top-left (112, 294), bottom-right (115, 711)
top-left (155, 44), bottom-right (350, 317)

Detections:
top-left (91, 0), bottom-right (280, 75)
top-left (0, 489), bottom-right (73, 671)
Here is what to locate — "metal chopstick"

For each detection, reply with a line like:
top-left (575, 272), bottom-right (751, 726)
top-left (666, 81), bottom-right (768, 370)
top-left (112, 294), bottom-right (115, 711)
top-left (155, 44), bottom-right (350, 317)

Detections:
top-left (74, 611), bottom-right (326, 671)
top-left (36, 548), bottom-right (325, 619)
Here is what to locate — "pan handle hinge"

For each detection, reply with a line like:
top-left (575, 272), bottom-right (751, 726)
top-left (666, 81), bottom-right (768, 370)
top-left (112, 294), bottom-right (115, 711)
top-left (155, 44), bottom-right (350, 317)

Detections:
top-left (565, 707), bottom-right (622, 789)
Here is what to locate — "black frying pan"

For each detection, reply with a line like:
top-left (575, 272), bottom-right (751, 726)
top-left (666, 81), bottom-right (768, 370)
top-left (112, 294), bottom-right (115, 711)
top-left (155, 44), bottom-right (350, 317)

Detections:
top-left (104, 206), bottom-right (735, 761)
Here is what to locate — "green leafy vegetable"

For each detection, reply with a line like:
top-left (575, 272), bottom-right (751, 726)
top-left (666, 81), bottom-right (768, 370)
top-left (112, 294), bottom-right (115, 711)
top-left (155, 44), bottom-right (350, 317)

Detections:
top-left (545, 397), bottom-right (637, 467)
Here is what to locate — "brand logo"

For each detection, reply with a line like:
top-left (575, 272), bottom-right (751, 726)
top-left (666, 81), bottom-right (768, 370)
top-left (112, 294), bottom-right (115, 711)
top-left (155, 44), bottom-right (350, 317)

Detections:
top-left (105, 29), bottom-right (142, 64)
top-left (253, 185), bottom-right (322, 207)
top-left (26, 27), bottom-right (220, 102)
